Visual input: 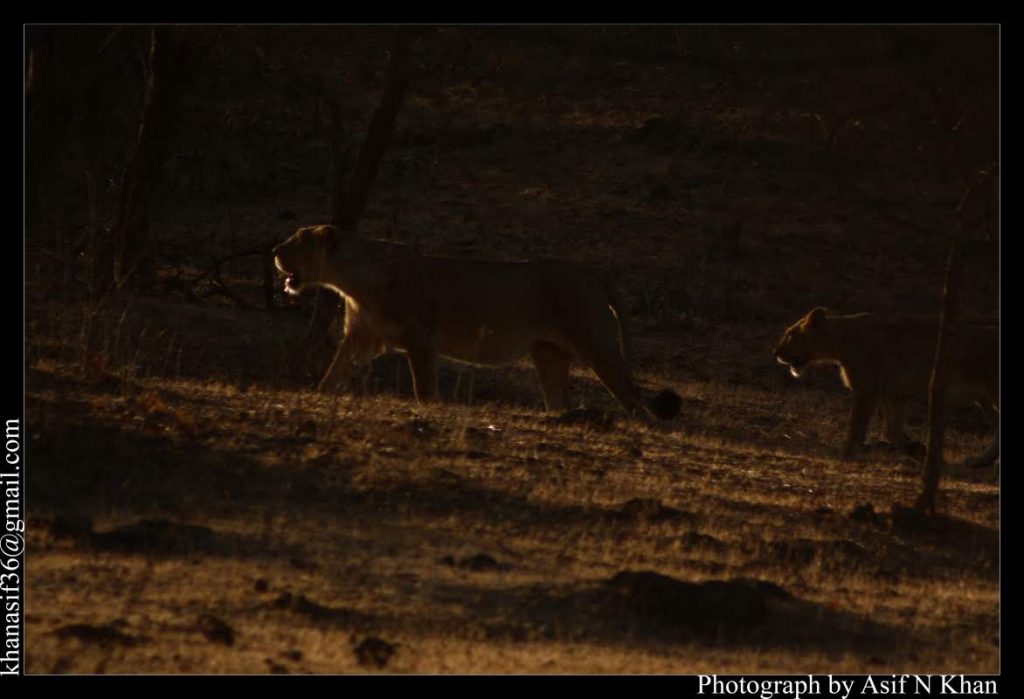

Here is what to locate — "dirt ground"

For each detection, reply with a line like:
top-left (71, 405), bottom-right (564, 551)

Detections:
top-left (24, 26), bottom-right (999, 674)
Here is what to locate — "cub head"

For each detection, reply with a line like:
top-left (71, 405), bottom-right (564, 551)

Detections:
top-left (773, 306), bottom-right (831, 378)
top-left (272, 225), bottom-right (341, 295)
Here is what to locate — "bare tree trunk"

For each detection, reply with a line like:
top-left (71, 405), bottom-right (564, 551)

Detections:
top-left (302, 29), bottom-right (413, 364)
top-left (25, 27), bottom-right (113, 234)
top-left (914, 83), bottom-right (995, 514)
top-left (111, 27), bottom-right (190, 290)
top-left (110, 28), bottom-right (158, 287)
top-left (915, 230), bottom-right (966, 514)
top-left (333, 30), bottom-right (412, 228)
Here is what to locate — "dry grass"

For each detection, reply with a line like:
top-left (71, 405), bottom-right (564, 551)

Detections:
top-left (25, 312), bottom-right (998, 673)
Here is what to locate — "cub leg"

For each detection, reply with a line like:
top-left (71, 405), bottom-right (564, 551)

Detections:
top-left (405, 344), bottom-right (440, 402)
top-left (531, 342), bottom-right (572, 412)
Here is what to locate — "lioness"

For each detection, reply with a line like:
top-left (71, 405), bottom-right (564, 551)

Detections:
top-left (773, 307), bottom-right (998, 466)
top-left (273, 225), bottom-right (682, 420)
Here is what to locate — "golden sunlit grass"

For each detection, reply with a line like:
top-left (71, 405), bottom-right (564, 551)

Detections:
top-left (25, 319), bottom-right (998, 673)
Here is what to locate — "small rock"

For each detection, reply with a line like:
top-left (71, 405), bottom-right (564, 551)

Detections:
top-left (294, 420), bottom-right (317, 438)
top-left (49, 514), bottom-right (94, 541)
top-left (606, 570), bottom-right (770, 635)
top-left (615, 498), bottom-right (688, 523)
top-left (55, 623), bottom-right (141, 647)
top-left (353, 636), bottom-right (396, 669)
top-left (265, 658), bottom-right (289, 674)
top-left (550, 407), bottom-right (616, 430)
top-left (458, 553), bottom-right (502, 572)
top-left (849, 503), bottom-right (883, 526)
top-left (407, 418), bottom-right (437, 438)
top-left (289, 556), bottom-right (318, 571)
top-left (650, 389), bottom-right (683, 420)
top-left (197, 614), bottom-right (235, 646)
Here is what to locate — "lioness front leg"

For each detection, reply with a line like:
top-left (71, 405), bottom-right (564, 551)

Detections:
top-left (405, 344), bottom-right (440, 402)
top-left (843, 390), bottom-right (877, 459)
top-left (319, 334), bottom-right (378, 393)
top-left (531, 342), bottom-right (572, 412)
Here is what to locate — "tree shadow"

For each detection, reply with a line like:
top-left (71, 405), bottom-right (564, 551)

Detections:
top-left (261, 568), bottom-right (915, 667)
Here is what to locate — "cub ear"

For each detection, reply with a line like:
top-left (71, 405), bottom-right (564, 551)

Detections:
top-left (807, 306), bottom-right (828, 327)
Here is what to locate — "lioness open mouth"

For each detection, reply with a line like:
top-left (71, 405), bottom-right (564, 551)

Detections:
top-left (274, 256), bottom-right (302, 295)
top-left (776, 355), bottom-right (804, 378)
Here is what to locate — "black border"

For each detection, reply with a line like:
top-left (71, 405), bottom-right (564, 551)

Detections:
top-left (12, 16), bottom-right (1008, 692)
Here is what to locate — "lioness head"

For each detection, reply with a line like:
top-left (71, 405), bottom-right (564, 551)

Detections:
top-left (273, 225), bottom-right (341, 295)
top-left (773, 306), bottom-right (830, 378)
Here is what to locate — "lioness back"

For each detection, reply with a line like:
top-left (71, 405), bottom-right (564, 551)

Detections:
top-left (273, 224), bottom-right (682, 420)
top-left (852, 316), bottom-right (997, 402)
top-left (419, 257), bottom-right (617, 364)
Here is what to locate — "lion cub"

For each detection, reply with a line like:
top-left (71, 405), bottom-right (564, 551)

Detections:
top-left (773, 307), bottom-right (998, 466)
top-left (273, 225), bottom-right (681, 421)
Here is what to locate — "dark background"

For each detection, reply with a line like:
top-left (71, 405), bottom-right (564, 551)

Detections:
top-left (26, 26), bottom-right (998, 345)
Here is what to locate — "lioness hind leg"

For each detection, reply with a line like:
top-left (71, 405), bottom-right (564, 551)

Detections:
top-left (843, 389), bottom-right (878, 459)
top-left (405, 344), bottom-right (440, 402)
top-left (531, 342), bottom-right (572, 412)
top-left (578, 351), bottom-right (646, 418)
top-left (569, 308), bottom-right (648, 419)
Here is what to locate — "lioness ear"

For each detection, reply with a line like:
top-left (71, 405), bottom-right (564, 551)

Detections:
top-left (807, 306), bottom-right (828, 327)
top-left (318, 225), bottom-right (338, 255)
